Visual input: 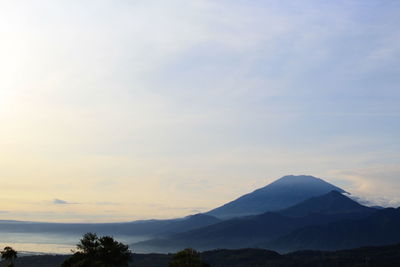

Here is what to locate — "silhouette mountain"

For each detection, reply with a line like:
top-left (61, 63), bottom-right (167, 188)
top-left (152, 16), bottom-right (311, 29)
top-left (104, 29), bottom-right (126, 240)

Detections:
top-left (268, 207), bottom-right (400, 252)
top-left (279, 190), bottom-right (374, 217)
top-left (207, 175), bottom-right (345, 218)
top-left (134, 191), bottom-right (372, 253)
top-left (155, 213), bottom-right (221, 235)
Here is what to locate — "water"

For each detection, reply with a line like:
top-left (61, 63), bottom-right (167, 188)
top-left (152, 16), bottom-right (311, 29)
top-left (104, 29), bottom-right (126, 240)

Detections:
top-left (0, 232), bottom-right (147, 255)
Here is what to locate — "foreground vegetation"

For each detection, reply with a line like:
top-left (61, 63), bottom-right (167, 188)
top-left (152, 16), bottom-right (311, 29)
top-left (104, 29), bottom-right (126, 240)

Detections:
top-left (1, 247), bottom-right (17, 267)
top-left (61, 233), bottom-right (132, 267)
top-left (1, 241), bottom-right (400, 267)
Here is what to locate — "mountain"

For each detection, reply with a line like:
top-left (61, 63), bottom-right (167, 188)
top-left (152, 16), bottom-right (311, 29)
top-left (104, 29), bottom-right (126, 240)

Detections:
top-left (207, 175), bottom-right (346, 218)
top-left (134, 191), bottom-right (371, 253)
top-left (279, 190), bottom-right (374, 217)
top-left (134, 212), bottom-right (304, 253)
top-left (268, 207), bottom-right (400, 252)
top-left (153, 213), bottom-right (221, 235)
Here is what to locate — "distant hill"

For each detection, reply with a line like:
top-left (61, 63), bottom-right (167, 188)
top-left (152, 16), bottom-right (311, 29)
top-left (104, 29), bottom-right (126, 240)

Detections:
top-left (268, 207), bottom-right (400, 252)
top-left (134, 212), bottom-right (303, 252)
top-left (134, 191), bottom-right (372, 253)
top-left (0, 213), bottom-right (220, 238)
top-left (207, 175), bottom-right (346, 218)
top-left (4, 243), bottom-right (400, 267)
top-left (202, 243), bottom-right (400, 267)
top-left (154, 213), bottom-right (221, 235)
top-left (279, 190), bottom-right (375, 217)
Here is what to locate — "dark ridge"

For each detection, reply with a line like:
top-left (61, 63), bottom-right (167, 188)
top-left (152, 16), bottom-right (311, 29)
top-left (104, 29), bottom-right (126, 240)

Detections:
top-left (207, 175), bottom-right (346, 218)
top-left (4, 243), bottom-right (400, 267)
top-left (279, 190), bottom-right (374, 217)
top-left (268, 208), bottom-right (400, 252)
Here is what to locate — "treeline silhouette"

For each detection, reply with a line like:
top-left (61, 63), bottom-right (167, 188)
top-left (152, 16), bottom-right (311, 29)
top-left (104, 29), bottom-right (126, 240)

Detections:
top-left (1, 238), bottom-right (400, 267)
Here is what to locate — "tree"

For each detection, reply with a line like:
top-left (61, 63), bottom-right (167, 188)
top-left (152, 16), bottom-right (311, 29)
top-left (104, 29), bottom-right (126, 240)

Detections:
top-left (1, 246), bottom-right (17, 267)
top-left (61, 233), bottom-right (132, 267)
top-left (168, 248), bottom-right (209, 267)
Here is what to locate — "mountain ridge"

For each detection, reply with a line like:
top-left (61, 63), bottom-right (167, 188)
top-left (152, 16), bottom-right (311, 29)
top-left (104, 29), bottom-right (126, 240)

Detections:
top-left (267, 207), bottom-right (400, 252)
top-left (134, 190), bottom-right (373, 253)
top-left (279, 190), bottom-right (374, 217)
top-left (207, 175), bottom-right (346, 218)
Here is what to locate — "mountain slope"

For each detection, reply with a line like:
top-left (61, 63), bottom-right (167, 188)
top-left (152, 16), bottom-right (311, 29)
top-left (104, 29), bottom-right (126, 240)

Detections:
top-left (207, 175), bottom-right (346, 218)
top-left (134, 212), bottom-right (303, 253)
top-left (134, 210), bottom-right (375, 253)
top-left (134, 191), bottom-right (375, 253)
top-left (154, 214), bottom-right (221, 235)
top-left (279, 190), bottom-right (374, 217)
top-left (268, 207), bottom-right (400, 252)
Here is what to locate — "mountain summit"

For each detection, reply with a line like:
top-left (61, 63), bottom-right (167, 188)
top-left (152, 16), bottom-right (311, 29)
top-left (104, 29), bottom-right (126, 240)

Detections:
top-left (207, 175), bottom-right (345, 218)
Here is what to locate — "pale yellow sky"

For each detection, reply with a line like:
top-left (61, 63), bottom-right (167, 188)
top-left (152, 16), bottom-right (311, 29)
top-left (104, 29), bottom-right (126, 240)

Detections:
top-left (0, 0), bottom-right (399, 222)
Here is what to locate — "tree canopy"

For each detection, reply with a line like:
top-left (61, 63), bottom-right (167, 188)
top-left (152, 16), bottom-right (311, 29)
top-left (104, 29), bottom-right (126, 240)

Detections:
top-left (61, 232), bottom-right (132, 267)
top-left (1, 246), bottom-right (17, 267)
top-left (168, 248), bottom-right (209, 267)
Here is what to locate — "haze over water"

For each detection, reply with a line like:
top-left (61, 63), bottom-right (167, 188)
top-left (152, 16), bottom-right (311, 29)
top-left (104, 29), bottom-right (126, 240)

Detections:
top-left (0, 232), bottom-right (147, 254)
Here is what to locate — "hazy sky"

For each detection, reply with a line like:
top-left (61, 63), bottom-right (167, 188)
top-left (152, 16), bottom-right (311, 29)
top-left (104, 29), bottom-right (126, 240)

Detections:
top-left (0, 0), bottom-right (399, 222)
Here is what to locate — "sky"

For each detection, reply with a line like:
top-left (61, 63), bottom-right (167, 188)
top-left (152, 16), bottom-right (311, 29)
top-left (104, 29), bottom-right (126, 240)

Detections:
top-left (0, 0), bottom-right (399, 222)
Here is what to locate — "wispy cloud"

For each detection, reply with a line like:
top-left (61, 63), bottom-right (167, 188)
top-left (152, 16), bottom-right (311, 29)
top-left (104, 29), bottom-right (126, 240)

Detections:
top-left (329, 164), bottom-right (400, 207)
top-left (0, 0), bottom-right (399, 221)
top-left (52, 199), bottom-right (79, 205)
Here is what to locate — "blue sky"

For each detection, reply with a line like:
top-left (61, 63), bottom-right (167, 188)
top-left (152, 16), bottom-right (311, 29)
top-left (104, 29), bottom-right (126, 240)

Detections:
top-left (0, 0), bottom-right (399, 222)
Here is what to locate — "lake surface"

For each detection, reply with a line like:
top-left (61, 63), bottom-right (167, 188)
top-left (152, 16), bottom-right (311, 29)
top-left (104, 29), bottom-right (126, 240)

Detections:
top-left (0, 232), bottom-right (148, 254)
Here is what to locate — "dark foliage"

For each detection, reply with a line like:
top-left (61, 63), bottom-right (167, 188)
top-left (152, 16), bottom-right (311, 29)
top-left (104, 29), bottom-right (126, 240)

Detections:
top-left (0, 255), bottom-right (69, 267)
top-left (2, 243), bottom-right (400, 267)
top-left (1, 247), bottom-right (17, 267)
top-left (168, 248), bottom-right (209, 267)
top-left (61, 233), bottom-right (132, 267)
